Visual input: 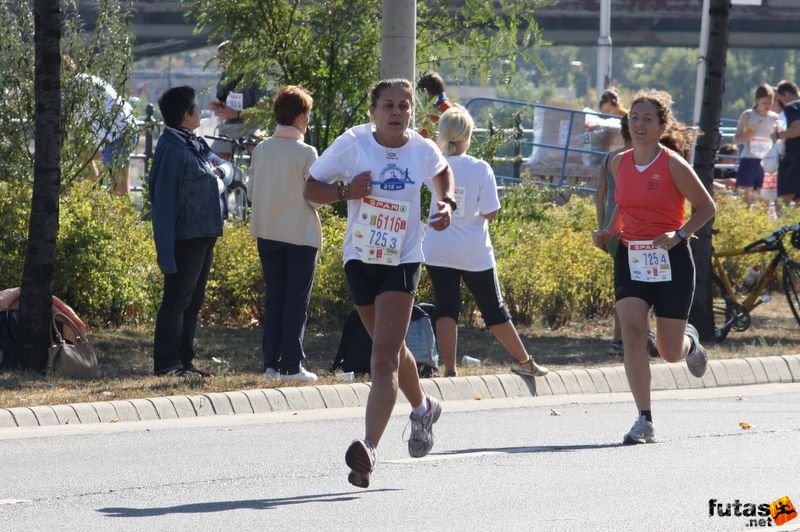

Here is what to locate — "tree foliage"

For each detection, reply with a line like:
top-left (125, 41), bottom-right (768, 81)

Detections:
top-left (0, 0), bottom-right (134, 186)
top-left (185, 0), bottom-right (549, 152)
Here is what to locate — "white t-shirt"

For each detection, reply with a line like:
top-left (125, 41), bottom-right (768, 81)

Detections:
top-left (309, 124), bottom-right (448, 264)
top-left (423, 154), bottom-right (501, 271)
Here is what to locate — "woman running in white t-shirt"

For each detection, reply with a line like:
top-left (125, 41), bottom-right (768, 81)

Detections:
top-left (422, 106), bottom-right (548, 379)
top-left (304, 79), bottom-right (455, 488)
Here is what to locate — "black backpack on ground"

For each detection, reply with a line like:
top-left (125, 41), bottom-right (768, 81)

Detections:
top-left (331, 304), bottom-right (440, 378)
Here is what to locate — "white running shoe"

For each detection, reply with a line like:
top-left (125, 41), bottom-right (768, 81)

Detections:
top-left (684, 324), bottom-right (708, 378)
top-left (623, 415), bottom-right (656, 445)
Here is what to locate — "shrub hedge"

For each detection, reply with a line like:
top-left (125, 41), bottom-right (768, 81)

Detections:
top-left (2, 181), bottom-right (797, 329)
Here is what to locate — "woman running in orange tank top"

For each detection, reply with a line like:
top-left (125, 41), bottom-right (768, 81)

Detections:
top-left (592, 90), bottom-right (716, 445)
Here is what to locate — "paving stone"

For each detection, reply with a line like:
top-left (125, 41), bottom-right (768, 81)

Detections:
top-left (110, 400), bottom-right (140, 422)
top-left (600, 367), bottom-right (628, 393)
top-left (586, 368), bottom-right (610, 394)
top-left (650, 364), bottom-right (677, 391)
top-left (148, 397), bottom-right (179, 420)
top-left (0, 409), bottom-right (17, 428)
top-left (463, 376), bottom-right (491, 400)
top-left (278, 387), bottom-right (308, 410)
top-left (707, 361), bottom-right (731, 387)
top-left (496, 374), bottom-right (525, 397)
top-left (6, 407), bottom-right (37, 427)
top-left (532, 375), bottom-right (552, 396)
top-left (334, 384), bottom-right (360, 408)
top-left (544, 372), bottom-right (568, 395)
top-left (744, 357), bottom-right (768, 384)
top-left (420, 379), bottom-right (442, 401)
top-left (129, 398), bottom-right (159, 420)
top-left (297, 388), bottom-right (325, 411)
top-left (516, 375), bottom-right (538, 397)
top-left (188, 395), bottom-right (215, 417)
top-left (761, 356), bottom-right (793, 383)
top-left (71, 403), bottom-right (101, 424)
top-left (205, 392), bottom-right (234, 415)
top-left (29, 406), bottom-right (60, 426)
top-left (558, 371), bottom-right (583, 395)
top-left (349, 383), bottom-right (372, 406)
top-left (168, 395), bottom-right (198, 418)
top-left (433, 378), bottom-right (457, 401)
top-left (781, 355), bottom-right (800, 382)
top-left (668, 364), bottom-right (692, 390)
top-left (698, 362), bottom-right (718, 388)
top-left (90, 402), bottom-right (119, 423)
top-left (312, 385), bottom-right (344, 409)
top-left (263, 389), bottom-right (290, 411)
top-left (451, 377), bottom-right (476, 400)
top-left (52, 404), bottom-right (80, 425)
top-left (722, 359), bottom-right (744, 386)
top-left (572, 369), bottom-right (598, 394)
top-left (225, 391), bottom-right (255, 415)
top-left (480, 375), bottom-right (507, 399)
top-left (728, 359), bottom-right (756, 385)
top-left (239, 390), bottom-right (270, 413)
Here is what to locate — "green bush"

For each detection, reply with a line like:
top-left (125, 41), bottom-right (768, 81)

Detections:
top-left (6, 178), bottom-right (800, 331)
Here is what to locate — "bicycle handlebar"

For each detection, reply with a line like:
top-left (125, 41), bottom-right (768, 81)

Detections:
top-left (742, 224), bottom-right (798, 252)
top-left (204, 134), bottom-right (259, 147)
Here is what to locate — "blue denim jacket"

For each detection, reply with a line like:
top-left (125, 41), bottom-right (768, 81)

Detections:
top-left (149, 130), bottom-right (223, 274)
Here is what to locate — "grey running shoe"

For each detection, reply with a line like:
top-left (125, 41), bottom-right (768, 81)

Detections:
top-left (646, 331), bottom-right (660, 358)
top-left (684, 323), bottom-right (708, 378)
top-left (511, 357), bottom-right (549, 377)
top-left (345, 439), bottom-right (376, 489)
top-left (623, 415), bottom-right (656, 445)
top-left (408, 397), bottom-right (442, 458)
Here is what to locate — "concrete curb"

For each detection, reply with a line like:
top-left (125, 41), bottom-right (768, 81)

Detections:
top-left (2, 355), bottom-right (799, 429)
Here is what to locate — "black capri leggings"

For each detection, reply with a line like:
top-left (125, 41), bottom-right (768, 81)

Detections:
top-left (426, 265), bottom-right (512, 326)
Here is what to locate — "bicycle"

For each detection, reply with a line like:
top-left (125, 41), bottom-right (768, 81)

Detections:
top-left (711, 223), bottom-right (800, 342)
top-left (204, 134), bottom-right (259, 220)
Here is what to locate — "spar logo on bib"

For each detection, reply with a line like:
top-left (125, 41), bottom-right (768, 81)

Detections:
top-left (378, 163), bottom-right (414, 191)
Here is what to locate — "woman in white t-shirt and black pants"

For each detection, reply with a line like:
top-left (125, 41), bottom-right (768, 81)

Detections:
top-left (304, 79), bottom-right (455, 489)
top-left (423, 107), bottom-right (548, 379)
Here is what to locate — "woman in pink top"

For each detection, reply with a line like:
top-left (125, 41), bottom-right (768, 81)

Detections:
top-left (592, 90), bottom-right (716, 445)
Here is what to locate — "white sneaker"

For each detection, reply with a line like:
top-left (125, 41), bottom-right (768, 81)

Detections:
top-left (623, 415), bottom-right (656, 445)
top-left (264, 367), bottom-right (280, 379)
top-left (279, 366), bottom-right (318, 383)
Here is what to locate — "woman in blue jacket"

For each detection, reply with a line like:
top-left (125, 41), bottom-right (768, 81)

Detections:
top-left (149, 86), bottom-right (232, 377)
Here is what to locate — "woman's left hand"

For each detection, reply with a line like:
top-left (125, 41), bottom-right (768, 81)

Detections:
top-left (652, 231), bottom-right (681, 250)
top-left (429, 201), bottom-right (452, 231)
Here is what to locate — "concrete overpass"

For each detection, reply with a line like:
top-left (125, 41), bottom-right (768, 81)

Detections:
top-left (77, 0), bottom-right (800, 59)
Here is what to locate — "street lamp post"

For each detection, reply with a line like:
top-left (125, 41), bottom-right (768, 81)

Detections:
top-left (596, 0), bottom-right (612, 99)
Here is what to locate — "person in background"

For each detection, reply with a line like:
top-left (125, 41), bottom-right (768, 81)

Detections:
top-left (733, 83), bottom-right (780, 205)
top-left (774, 80), bottom-right (800, 204)
top-left (422, 106), bottom-right (548, 379)
top-left (713, 143), bottom-right (739, 194)
top-left (249, 85), bottom-right (320, 383)
top-left (304, 78), bottom-right (454, 488)
top-left (599, 88), bottom-right (629, 116)
top-left (416, 71), bottom-right (452, 139)
top-left (208, 40), bottom-right (267, 160)
top-left (592, 89), bottom-right (716, 445)
top-left (149, 86), bottom-right (233, 377)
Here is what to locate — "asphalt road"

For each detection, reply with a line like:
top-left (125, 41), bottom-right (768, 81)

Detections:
top-left (1, 383), bottom-right (799, 531)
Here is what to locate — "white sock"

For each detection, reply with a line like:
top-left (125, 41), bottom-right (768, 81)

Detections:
top-left (412, 397), bottom-right (429, 417)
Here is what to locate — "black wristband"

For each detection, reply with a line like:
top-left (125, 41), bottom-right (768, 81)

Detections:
top-left (442, 196), bottom-right (457, 212)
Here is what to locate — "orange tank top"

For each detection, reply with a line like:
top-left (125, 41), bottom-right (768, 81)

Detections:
top-left (615, 147), bottom-right (686, 243)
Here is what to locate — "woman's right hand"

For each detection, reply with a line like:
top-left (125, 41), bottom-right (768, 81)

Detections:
top-left (592, 229), bottom-right (611, 249)
top-left (349, 171), bottom-right (373, 199)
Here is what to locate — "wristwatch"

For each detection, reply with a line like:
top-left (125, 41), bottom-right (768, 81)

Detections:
top-left (442, 196), bottom-right (458, 212)
top-left (676, 228), bottom-right (688, 241)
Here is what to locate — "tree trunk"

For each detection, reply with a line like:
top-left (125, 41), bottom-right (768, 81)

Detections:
top-left (17, 0), bottom-right (62, 372)
top-left (690, 0), bottom-right (730, 343)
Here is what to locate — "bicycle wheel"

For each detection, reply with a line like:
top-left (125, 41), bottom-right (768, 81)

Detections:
top-left (782, 260), bottom-right (800, 326)
top-left (227, 183), bottom-right (248, 221)
top-left (711, 274), bottom-right (735, 342)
